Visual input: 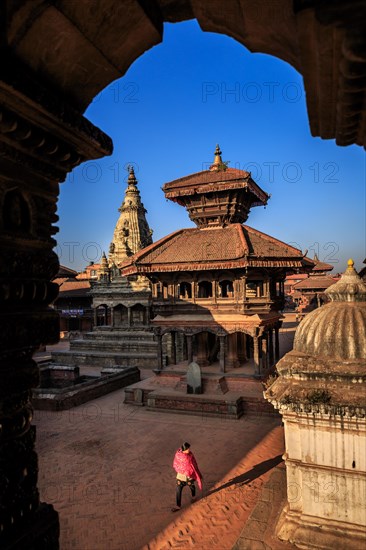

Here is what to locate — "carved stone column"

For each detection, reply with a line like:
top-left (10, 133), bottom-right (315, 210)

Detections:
top-left (0, 59), bottom-right (112, 549)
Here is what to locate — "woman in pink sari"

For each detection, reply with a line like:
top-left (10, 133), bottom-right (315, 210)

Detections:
top-left (172, 442), bottom-right (203, 512)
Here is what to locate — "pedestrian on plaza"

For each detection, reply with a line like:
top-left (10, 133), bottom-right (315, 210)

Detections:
top-left (171, 442), bottom-right (203, 512)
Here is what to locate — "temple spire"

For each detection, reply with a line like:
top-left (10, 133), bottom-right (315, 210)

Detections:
top-left (127, 165), bottom-right (138, 186)
top-left (210, 144), bottom-right (224, 171)
top-left (108, 165), bottom-right (153, 266)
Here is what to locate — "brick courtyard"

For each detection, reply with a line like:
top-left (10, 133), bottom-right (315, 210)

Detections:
top-left (34, 315), bottom-right (298, 549)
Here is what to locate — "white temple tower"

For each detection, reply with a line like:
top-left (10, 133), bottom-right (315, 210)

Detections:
top-left (108, 165), bottom-right (153, 266)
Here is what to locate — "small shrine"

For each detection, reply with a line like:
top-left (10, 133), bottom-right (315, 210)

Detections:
top-left (293, 253), bottom-right (337, 313)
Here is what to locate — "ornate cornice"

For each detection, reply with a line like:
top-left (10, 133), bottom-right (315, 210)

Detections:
top-left (265, 350), bottom-right (366, 418)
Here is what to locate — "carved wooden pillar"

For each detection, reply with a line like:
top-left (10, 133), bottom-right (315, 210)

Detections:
top-left (226, 333), bottom-right (240, 369)
top-left (212, 280), bottom-right (217, 304)
top-left (192, 281), bottom-right (197, 303)
top-left (170, 331), bottom-right (177, 365)
top-left (261, 333), bottom-right (268, 371)
top-left (110, 307), bottom-right (114, 327)
top-left (182, 334), bottom-right (188, 361)
top-left (196, 332), bottom-right (210, 367)
top-left (253, 336), bottom-right (260, 375)
top-left (186, 334), bottom-right (193, 364)
top-left (219, 335), bottom-right (226, 372)
top-left (156, 333), bottom-right (163, 371)
top-left (0, 60), bottom-right (112, 549)
top-left (93, 307), bottom-right (98, 327)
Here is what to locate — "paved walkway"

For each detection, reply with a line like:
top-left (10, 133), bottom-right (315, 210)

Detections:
top-left (35, 395), bottom-right (288, 549)
top-left (34, 314), bottom-right (299, 549)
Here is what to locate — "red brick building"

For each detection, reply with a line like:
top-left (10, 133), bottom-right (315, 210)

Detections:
top-left (52, 264), bottom-right (97, 335)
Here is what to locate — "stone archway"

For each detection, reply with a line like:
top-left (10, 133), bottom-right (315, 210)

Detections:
top-left (3, 1), bottom-right (365, 146)
top-left (1, 2), bottom-right (365, 548)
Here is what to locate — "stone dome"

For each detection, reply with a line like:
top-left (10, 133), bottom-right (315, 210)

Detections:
top-left (294, 260), bottom-right (366, 360)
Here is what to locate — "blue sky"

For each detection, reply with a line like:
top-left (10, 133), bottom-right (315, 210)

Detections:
top-left (56, 20), bottom-right (365, 273)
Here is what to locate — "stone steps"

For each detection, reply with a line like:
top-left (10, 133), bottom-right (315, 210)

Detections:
top-left (51, 350), bottom-right (158, 369)
top-left (83, 330), bottom-right (156, 341)
top-left (68, 340), bottom-right (157, 352)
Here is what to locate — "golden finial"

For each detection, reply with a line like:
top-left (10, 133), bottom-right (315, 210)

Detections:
top-left (210, 144), bottom-right (223, 171)
top-left (347, 258), bottom-right (354, 270)
top-left (214, 144), bottom-right (222, 164)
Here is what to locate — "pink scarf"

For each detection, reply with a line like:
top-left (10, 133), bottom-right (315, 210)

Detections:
top-left (173, 449), bottom-right (202, 490)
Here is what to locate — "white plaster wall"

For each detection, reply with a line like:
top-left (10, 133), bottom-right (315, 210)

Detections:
top-left (283, 412), bottom-right (366, 527)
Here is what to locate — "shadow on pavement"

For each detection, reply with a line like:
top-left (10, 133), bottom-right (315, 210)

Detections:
top-left (205, 454), bottom-right (283, 496)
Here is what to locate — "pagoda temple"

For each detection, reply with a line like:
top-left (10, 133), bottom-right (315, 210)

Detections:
top-left (292, 253), bottom-right (337, 313)
top-left (121, 146), bottom-right (314, 375)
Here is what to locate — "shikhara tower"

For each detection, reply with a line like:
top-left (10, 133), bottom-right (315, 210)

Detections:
top-left (108, 166), bottom-right (153, 266)
top-left (51, 165), bottom-right (158, 370)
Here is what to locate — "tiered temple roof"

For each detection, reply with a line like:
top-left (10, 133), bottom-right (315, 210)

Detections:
top-left (161, 145), bottom-right (269, 229)
top-left (122, 146), bottom-right (313, 275)
top-left (122, 224), bottom-right (313, 274)
top-left (311, 253), bottom-right (334, 273)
